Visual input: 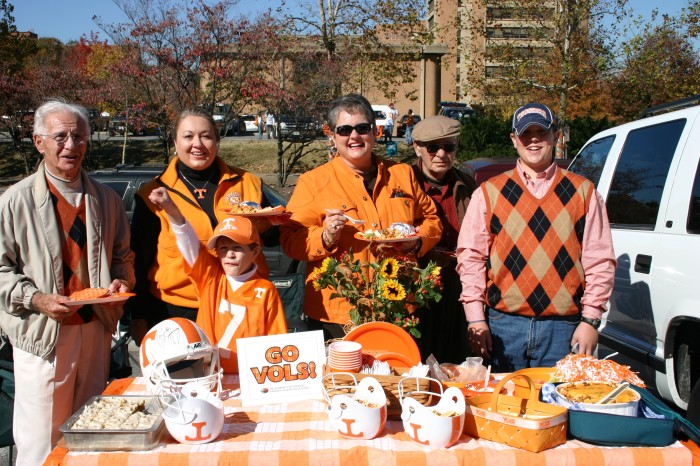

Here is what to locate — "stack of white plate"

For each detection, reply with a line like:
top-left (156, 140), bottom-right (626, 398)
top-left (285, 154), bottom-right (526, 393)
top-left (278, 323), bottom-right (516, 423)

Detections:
top-left (327, 341), bottom-right (363, 372)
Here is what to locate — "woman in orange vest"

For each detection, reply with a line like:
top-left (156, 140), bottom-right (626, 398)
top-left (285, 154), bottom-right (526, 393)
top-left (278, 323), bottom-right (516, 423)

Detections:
top-left (127, 107), bottom-right (277, 344)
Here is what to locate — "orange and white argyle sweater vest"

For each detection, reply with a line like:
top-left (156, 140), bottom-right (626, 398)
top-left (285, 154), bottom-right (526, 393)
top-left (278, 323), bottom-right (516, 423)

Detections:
top-left (482, 169), bottom-right (594, 317)
top-left (48, 183), bottom-right (96, 325)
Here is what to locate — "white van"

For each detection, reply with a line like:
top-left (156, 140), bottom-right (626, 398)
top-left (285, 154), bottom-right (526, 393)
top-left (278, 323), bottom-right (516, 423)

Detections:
top-left (567, 97), bottom-right (700, 419)
top-left (372, 104), bottom-right (391, 130)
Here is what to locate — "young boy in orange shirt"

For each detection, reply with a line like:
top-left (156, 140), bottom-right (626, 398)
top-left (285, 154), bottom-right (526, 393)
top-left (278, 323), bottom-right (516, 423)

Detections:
top-left (148, 187), bottom-right (288, 373)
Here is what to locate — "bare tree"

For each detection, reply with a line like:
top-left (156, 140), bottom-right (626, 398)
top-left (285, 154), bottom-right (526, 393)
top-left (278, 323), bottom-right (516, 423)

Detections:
top-left (281, 0), bottom-right (432, 100)
top-left (461, 0), bottom-right (628, 126)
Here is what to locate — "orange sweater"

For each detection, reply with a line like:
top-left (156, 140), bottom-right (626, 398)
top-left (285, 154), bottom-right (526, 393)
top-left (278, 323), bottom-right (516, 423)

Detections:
top-left (280, 155), bottom-right (442, 324)
top-left (136, 157), bottom-right (268, 308)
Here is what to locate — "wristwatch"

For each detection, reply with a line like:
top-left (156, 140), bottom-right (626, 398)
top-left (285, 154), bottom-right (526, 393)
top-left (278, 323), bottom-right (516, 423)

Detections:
top-left (580, 316), bottom-right (601, 329)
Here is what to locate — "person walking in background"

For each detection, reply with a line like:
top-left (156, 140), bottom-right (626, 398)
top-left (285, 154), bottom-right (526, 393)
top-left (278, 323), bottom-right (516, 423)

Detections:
top-left (0, 100), bottom-right (135, 465)
top-left (266, 111), bottom-right (276, 139)
top-left (383, 102), bottom-right (399, 143)
top-left (127, 108), bottom-right (279, 345)
top-left (410, 116), bottom-right (477, 363)
top-left (404, 109), bottom-right (416, 145)
top-left (456, 102), bottom-right (616, 372)
top-left (281, 93), bottom-right (442, 340)
top-left (257, 112), bottom-right (264, 139)
top-left (147, 187), bottom-right (287, 373)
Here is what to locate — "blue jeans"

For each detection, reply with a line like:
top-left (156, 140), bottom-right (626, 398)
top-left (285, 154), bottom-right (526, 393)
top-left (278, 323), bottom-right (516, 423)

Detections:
top-left (405, 125), bottom-right (413, 144)
top-left (486, 307), bottom-right (579, 372)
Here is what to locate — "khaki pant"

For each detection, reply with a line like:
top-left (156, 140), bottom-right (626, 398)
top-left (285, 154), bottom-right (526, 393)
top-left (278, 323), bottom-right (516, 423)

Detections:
top-left (13, 319), bottom-right (110, 466)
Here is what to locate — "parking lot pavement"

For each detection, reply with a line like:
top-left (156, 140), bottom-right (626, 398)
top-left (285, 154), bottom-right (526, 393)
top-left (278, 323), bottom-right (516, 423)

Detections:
top-left (129, 339), bottom-right (141, 377)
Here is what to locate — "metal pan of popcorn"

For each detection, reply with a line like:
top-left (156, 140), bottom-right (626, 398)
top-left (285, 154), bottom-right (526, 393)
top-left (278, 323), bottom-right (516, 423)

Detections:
top-left (59, 395), bottom-right (165, 451)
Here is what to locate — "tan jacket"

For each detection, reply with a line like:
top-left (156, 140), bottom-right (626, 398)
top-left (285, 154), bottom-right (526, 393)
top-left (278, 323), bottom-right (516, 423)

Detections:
top-left (281, 155), bottom-right (442, 324)
top-left (0, 163), bottom-right (135, 358)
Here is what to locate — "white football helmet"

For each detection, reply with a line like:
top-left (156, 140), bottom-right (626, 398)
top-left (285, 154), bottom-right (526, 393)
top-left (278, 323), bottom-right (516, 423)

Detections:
top-left (160, 381), bottom-right (225, 444)
top-left (322, 373), bottom-right (387, 440)
top-left (139, 318), bottom-right (222, 395)
top-left (398, 377), bottom-right (466, 449)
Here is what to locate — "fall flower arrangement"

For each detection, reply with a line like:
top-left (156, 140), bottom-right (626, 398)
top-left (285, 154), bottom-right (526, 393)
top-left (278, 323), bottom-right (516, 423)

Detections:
top-left (311, 251), bottom-right (443, 338)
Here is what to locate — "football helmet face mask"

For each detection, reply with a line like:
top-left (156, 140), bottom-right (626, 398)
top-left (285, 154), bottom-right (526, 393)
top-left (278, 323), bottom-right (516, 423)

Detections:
top-left (160, 381), bottom-right (225, 444)
top-left (139, 318), bottom-right (222, 396)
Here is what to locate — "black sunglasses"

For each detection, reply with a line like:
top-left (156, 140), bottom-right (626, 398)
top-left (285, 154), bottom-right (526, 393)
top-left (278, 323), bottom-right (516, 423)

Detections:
top-left (423, 143), bottom-right (458, 153)
top-left (334, 123), bottom-right (373, 136)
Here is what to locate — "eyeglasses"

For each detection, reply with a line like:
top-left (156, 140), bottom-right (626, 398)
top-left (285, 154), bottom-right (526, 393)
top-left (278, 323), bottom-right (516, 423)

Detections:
top-left (38, 133), bottom-right (88, 146)
top-left (422, 143), bottom-right (457, 153)
top-left (334, 123), bottom-right (373, 137)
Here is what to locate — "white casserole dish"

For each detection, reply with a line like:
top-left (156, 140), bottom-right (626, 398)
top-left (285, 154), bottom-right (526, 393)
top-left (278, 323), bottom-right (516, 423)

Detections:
top-left (555, 382), bottom-right (640, 417)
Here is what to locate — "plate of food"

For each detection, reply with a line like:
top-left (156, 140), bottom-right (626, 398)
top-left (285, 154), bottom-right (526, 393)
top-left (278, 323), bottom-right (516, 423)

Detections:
top-left (64, 288), bottom-right (136, 306)
top-left (354, 222), bottom-right (418, 243)
top-left (223, 202), bottom-right (287, 217)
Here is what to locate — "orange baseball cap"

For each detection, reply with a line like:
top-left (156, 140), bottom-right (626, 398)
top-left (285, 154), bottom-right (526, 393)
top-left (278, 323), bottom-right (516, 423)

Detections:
top-left (207, 216), bottom-right (261, 249)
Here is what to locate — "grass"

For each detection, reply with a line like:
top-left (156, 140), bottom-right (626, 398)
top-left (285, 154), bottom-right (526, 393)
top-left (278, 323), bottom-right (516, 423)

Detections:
top-left (0, 136), bottom-right (416, 188)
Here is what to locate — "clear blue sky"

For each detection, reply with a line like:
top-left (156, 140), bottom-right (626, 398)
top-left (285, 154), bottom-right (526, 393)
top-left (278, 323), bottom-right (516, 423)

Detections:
top-left (11, 0), bottom-right (274, 43)
top-left (11, 0), bottom-right (692, 44)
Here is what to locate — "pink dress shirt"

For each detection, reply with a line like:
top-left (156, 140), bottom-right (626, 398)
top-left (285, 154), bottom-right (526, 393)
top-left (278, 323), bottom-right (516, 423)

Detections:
top-left (456, 160), bottom-right (616, 323)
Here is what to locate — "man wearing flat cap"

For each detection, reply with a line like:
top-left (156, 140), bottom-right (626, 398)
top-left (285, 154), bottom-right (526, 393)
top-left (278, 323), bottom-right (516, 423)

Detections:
top-left (456, 102), bottom-right (616, 372)
top-left (411, 115), bottom-right (477, 363)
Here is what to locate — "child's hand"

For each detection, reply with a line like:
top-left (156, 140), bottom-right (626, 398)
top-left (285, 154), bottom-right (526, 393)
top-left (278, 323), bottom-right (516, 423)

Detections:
top-left (149, 187), bottom-right (185, 224)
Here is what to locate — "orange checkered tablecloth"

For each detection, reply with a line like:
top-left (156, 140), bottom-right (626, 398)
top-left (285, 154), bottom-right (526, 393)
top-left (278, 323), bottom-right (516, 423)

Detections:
top-left (45, 376), bottom-right (700, 466)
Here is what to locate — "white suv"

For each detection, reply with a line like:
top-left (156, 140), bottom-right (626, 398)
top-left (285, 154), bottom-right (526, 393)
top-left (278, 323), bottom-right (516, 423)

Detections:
top-left (567, 100), bottom-right (700, 417)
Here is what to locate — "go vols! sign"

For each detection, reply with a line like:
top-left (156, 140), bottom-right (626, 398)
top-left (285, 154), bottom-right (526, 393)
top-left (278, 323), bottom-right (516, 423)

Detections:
top-left (237, 330), bottom-right (326, 405)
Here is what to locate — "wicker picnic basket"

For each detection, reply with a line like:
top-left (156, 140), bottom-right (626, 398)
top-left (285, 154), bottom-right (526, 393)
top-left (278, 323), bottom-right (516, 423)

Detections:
top-left (463, 372), bottom-right (568, 452)
top-left (322, 367), bottom-right (433, 420)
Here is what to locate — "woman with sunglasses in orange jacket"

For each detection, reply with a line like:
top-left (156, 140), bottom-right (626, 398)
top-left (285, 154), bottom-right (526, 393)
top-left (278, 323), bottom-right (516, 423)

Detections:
top-left (280, 94), bottom-right (442, 341)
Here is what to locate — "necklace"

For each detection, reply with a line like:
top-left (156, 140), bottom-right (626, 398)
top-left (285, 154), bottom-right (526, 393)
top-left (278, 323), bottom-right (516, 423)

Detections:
top-left (180, 170), bottom-right (216, 200)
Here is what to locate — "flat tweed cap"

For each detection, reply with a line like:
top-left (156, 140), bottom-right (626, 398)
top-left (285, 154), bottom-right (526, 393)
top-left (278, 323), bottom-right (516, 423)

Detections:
top-left (411, 116), bottom-right (460, 142)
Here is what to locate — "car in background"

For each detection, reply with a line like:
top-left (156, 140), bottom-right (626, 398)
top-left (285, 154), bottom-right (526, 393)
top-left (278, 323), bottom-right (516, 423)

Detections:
top-left (279, 114), bottom-right (316, 140)
top-left (240, 114), bottom-right (259, 134)
top-left (14, 109), bottom-right (35, 139)
top-left (371, 105), bottom-right (392, 133)
top-left (438, 102), bottom-right (475, 122)
top-left (108, 113), bottom-right (161, 137)
top-left (373, 110), bottom-right (387, 129)
top-left (396, 113), bottom-right (421, 138)
top-left (460, 157), bottom-right (570, 185)
top-left (88, 164), bottom-right (293, 276)
top-left (86, 108), bottom-right (109, 132)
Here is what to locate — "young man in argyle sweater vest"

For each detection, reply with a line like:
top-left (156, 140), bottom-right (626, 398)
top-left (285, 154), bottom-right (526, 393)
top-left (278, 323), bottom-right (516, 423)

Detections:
top-left (456, 102), bottom-right (616, 372)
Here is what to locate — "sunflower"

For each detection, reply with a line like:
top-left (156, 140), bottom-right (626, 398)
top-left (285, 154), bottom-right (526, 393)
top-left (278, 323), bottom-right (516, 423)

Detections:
top-left (319, 257), bottom-right (333, 274)
top-left (381, 279), bottom-right (406, 301)
top-left (380, 258), bottom-right (399, 279)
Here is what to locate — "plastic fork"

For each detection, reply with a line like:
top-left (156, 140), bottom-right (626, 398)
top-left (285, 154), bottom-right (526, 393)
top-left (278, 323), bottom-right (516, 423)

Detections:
top-left (324, 209), bottom-right (366, 225)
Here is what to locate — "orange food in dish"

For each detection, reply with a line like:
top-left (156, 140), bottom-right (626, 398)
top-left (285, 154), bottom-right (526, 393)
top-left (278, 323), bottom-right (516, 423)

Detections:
top-left (557, 382), bottom-right (639, 404)
top-left (69, 288), bottom-right (110, 301)
top-left (553, 354), bottom-right (646, 387)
